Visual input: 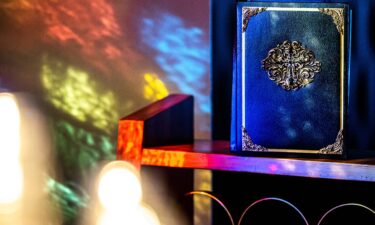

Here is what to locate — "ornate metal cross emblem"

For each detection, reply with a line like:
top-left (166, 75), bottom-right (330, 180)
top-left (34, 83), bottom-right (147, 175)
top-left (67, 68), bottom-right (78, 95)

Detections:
top-left (262, 40), bottom-right (321, 91)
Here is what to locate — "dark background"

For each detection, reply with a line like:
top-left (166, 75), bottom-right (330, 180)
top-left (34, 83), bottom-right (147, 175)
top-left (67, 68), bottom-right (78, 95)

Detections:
top-left (211, 1), bottom-right (375, 224)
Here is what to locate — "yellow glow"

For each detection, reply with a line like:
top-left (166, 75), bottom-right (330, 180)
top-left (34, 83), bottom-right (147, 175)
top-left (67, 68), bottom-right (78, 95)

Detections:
top-left (41, 58), bottom-right (119, 132)
top-left (143, 73), bottom-right (169, 101)
top-left (0, 93), bottom-right (61, 225)
top-left (98, 204), bottom-right (160, 225)
top-left (0, 163), bottom-right (23, 205)
top-left (0, 94), bottom-right (21, 159)
top-left (140, 204), bottom-right (161, 225)
top-left (98, 161), bottom-right (142, 210)
top-left (97, 210), bottom-right (124, 225)
top-left (0, 93), bottom-right (23, 205)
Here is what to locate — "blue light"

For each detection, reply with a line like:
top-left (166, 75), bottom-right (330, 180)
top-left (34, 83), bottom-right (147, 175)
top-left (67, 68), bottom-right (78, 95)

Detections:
top-left (141, 13), bottom-right (210, 114)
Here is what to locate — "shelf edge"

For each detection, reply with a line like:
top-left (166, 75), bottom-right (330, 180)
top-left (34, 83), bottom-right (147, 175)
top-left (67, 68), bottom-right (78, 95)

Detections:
top-left (141, 148), bottom-right (375, 182)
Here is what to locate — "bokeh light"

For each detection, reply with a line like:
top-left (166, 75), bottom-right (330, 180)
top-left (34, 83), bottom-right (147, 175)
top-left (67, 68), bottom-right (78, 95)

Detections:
top-left (98, 161), bottom-right (142, 211)
top-left (0, 93), bottom-right (63, 225)
top-left (98, 204), bottom-right (160, 225)
top-left (0, 94), bottom-right (21, 159)
top-left (0, 163), bottom-right (23, 206)
top-left (0, 93), bottom-right (23, 205)
top-left (140, 204), bottom-right (161, 225)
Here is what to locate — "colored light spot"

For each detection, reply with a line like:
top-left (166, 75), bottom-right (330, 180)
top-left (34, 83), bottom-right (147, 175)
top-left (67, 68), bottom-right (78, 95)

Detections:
top-left (269, 164), bottom-right (278, 172)
top-left (53, 120), bottom-right (116, 181)
top-left (330, 164), bottom-right (347, 178)
top-left (282, 161), bottom-right (296, 171)
top-left (286, 128), bottom-right (297, 139)
top-left (0, 0), bottom-right (140, 78)
top-left (41, 58), bottom-right (119, 133)
top-left (141, 14), bottom-right (209, 110)
top-left (47, 177), bottom-right (88, 221)
top-left (303, 121), bottom-right (313, 131)
top-left (37, 0), bottom-right (121, 50)
top-left (142, 13), bottom-right (209, 104)
top-left (141, 13), bottom-right (211, 137)
top-left (143, 73), bottom-right (169, 101)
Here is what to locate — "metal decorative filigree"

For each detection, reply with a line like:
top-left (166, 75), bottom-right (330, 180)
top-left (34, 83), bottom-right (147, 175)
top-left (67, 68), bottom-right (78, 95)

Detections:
top-left (242, 7), bottom-right (267, 32)
top-left (319, 130), bottom-right (344, 155)
top-left (319, 8), bottom-right (344, 35)
top-left (262, 40), bottom-right (322, 91)
top-left (187, 192), bottom-right (374, 225)
top-left (242, 127), bottom-right (268, 151)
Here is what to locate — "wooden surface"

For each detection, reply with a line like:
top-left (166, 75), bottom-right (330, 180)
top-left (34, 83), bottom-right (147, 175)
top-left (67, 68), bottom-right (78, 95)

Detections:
top-left (136, 140), bottom-right (375, 182)
top-left (123, 94), bottom-right (192, 121)
top-left (117, 94), bottom-right (194, 168)
top-left (116, 95), bottom-right (375, 182)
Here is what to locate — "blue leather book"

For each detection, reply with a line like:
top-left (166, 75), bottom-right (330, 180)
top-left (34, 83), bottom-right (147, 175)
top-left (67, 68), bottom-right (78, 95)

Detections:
top-left (230, 2), bottom-right (351, 157)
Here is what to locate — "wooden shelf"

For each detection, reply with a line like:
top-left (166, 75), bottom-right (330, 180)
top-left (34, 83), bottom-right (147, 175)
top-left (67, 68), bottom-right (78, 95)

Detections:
top-left (140, 140), bottom-right (375, 182)
top-left (116, 95), bottom-right (375, 183)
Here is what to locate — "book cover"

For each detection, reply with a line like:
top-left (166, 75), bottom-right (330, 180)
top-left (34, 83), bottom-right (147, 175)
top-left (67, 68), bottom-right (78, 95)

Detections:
top-left (230, 2), bottom-right (351, 157)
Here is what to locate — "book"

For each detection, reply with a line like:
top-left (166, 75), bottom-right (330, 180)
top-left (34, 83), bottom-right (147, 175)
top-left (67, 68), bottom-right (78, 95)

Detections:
top-left (230, 2), bottom-right (351, 157)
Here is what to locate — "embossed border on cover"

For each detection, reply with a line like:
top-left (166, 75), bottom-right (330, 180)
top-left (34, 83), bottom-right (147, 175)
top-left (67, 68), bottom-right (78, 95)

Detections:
top-left (240, 6), bottom-right (346, 155)
top-left (318, 130), bottom-right (344, 155)
top-left (242, 127), bottom-right (344, 154)
top-left (319, 8), bottom-right (344, 35)
top-left (242, 127), bottom-right (268, 152)
top-left (242, 7), bottom-right (267, 32)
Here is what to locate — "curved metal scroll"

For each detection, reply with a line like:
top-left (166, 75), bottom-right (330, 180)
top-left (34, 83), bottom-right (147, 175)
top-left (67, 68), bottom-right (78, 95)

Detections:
top-left (238, 197), bottom-right (309, 225)
top-left (186, 192), bottom-right (374, 225)
top-left (317, 203), bottom-right (375, 225)
top-left (186, 191), bottom-right (235, 225)
top-left (186, 192), bottom-right (308, 225)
